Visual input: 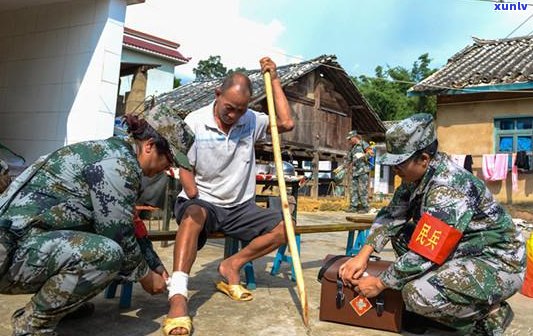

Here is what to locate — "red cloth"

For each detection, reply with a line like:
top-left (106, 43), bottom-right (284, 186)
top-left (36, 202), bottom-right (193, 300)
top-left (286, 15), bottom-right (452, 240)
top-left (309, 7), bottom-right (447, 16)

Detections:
top-left (408, 213), bottom-right (463, 265)
top-left (256, 174), bottom-right (273, 181)
top-left (133, 214), bottom-right (148, 238)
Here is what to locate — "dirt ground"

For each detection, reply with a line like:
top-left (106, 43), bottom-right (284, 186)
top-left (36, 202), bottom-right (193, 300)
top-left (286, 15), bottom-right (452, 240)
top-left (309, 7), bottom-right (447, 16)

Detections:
top-left (0, 211), bottom-right (532, 336)
top-left (506, 204), bottom-right (533, 222)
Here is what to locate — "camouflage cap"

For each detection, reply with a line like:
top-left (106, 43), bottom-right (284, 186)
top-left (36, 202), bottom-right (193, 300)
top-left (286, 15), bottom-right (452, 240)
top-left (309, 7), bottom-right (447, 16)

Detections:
top-left (142, 103), bottom-right (194, 170)
top-left (346, 130), bottom-right (359, 139)
top-left (379, 113), bottom-right (436, 166)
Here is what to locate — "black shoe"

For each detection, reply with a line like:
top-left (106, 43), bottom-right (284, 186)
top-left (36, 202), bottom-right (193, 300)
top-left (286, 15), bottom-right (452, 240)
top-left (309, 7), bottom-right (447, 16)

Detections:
top-left (403, 311), bottom-right (428, 334)
top-left (403, 311), bottom-right (457, 335)
top-left (62, 302), bottom-right (95, 320)
top-left (345, 207), bottom-right (357, 213)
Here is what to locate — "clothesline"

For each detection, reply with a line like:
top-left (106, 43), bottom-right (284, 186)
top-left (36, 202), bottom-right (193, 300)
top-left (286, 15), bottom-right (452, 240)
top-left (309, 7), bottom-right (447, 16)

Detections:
top-left (450, 153), bottom-right (531, 157)
top-left (449, 153), bottom-right (529, 192)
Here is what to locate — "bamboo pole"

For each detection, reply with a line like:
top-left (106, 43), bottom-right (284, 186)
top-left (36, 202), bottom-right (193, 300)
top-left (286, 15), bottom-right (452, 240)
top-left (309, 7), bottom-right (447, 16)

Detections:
top-left (263, 72), bottom-right (309, 326)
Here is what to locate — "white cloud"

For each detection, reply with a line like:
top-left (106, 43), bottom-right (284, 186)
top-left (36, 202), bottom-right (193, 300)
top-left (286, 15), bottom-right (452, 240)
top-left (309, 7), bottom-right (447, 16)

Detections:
top-left (125, 0), bottom-right (291, 81)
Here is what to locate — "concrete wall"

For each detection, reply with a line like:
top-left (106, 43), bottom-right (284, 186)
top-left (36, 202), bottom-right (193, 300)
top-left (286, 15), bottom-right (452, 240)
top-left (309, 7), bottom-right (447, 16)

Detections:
top-left (120, 48), bottom-right (176, 98)
top-left (437, 97), bottom-right (533, 204)
top-left (0, 0), bottom-right (126, 163)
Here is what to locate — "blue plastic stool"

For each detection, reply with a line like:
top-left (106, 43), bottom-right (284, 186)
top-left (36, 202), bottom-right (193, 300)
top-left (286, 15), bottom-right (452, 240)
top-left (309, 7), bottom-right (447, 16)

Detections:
top-left (269, 235), bottom-right (301, 281)
top-left (270, 228), bottom-right (369, 281)
top-left (104, 281), bottom-right (133, 308)
top-left (346, 228), bottom-right (370, 256)
top-left (223, 237), bottom-right (256, 290)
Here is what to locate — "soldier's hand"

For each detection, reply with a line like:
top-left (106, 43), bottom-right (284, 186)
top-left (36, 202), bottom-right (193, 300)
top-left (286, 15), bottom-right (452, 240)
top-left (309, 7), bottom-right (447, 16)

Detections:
top-left (139, 270), bottom-right (167, 295)
top-left (352, 275), bottom-right (386, 298)
top-left (339, 254), bottom-right (368, 286)
top-left (260, 57), bottom-right (278, 80)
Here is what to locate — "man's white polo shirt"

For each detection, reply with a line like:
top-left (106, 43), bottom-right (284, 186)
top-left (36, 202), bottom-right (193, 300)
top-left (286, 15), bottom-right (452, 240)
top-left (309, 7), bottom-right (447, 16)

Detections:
top-left (179, 102), bottom-right (269, 207)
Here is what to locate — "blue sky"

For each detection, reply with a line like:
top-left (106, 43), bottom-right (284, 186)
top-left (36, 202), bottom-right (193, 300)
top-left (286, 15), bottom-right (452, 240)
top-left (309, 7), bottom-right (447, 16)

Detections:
top-left (126, 0), bottom-right (533, 82)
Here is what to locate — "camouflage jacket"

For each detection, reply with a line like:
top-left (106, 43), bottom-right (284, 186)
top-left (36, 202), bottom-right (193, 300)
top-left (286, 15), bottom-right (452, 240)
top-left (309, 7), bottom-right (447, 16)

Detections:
top-left (365, 152), bottom-right (526, 290)
top-left (344, 141), bottom-right (372, 176)
top-left (0, 137), bottom-right (148, 281)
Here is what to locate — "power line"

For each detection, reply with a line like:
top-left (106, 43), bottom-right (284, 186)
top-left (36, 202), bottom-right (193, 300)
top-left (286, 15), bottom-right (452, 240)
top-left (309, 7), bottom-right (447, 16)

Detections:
top-left (507, 12), bottom-right (533, 37)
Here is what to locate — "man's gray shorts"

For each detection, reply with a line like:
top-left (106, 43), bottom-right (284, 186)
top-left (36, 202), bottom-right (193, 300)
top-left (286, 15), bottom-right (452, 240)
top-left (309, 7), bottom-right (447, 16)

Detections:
top-left (174, 197), bottom-right (283, 249)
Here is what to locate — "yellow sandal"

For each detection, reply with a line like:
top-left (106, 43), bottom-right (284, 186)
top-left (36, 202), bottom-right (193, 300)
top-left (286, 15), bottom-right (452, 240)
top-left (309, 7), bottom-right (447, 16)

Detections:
top-left (161, 316), bottom-right (192, 336)
top-left (215, 281), bottom-right (253, 301)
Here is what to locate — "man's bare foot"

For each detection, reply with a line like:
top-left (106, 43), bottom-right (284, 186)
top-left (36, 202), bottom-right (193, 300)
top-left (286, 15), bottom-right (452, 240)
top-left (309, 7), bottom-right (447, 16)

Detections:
top-left (218, 258), bottom-right (241, 284)
top-left (166, 294), bottom-right (189, 335)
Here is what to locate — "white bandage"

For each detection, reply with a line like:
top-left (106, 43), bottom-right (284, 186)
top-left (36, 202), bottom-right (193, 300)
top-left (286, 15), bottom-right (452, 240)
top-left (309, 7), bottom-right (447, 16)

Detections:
top-left (167, 271), bottom-right (189, 300)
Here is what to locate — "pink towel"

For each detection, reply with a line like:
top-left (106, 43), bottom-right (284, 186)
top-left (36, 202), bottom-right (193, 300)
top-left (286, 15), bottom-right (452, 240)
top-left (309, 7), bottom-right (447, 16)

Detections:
top-left (482, 154), bottom-right (509, 181)
top-left (512, 153), bottom-right (518, 192)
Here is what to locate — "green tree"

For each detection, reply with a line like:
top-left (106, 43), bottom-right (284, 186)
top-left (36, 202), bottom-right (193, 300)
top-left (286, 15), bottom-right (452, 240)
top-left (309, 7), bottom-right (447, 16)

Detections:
top-left (352, 53), bottom-right (437, 120)
top-left (227, 66), bottom-right (247, 75)
top-left (173, 77), bottom-right (181, 88)
top-left (193, 55), bottom-right (227, 80)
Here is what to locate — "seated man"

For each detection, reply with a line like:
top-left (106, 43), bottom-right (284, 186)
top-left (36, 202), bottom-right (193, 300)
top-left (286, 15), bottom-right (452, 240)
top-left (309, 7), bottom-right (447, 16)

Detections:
top-left (162, 57), bottom-right (295, 336)
top-left (339, 114), bottom-right (525, 336)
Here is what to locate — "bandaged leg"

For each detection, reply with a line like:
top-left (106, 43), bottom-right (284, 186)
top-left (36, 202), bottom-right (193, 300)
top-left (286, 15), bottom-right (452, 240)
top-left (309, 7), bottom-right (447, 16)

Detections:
top-left (167, 271), bottom-right (189, 300)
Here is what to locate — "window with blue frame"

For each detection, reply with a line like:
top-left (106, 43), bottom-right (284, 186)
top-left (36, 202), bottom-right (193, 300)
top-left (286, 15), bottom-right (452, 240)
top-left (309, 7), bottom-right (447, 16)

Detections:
top-left (494, 117), bottom-right (533, 170)
top-left (495, 117), bottom-right (533, 152)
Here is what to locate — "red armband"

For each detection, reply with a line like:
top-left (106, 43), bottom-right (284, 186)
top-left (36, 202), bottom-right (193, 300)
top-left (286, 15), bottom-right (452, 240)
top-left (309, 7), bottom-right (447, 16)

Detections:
top-left (133, 215), bottom-right (148, 239)
top-left (408, 213), bottom-right (462, 265)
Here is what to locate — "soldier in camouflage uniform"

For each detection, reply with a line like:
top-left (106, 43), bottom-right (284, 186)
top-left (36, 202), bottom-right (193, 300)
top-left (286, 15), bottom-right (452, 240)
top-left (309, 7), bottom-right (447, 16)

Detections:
top-left (0, 103), bottom-right (195, 336)
top-left (339, 113), bottom-right (525, 335)
top-left (0, 159), bottom-right (11, 194)
top-left (344, 130), bottom-right (373, 213)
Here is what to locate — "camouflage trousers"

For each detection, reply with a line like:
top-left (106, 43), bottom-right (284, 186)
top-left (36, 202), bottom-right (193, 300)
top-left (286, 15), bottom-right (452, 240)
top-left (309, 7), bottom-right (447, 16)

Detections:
top-left (0, 230), bottom-right (124, 336)
top-left (392, 231), bottom-right (524, 335)
top-left (350, 173), bottom-right (369, 209)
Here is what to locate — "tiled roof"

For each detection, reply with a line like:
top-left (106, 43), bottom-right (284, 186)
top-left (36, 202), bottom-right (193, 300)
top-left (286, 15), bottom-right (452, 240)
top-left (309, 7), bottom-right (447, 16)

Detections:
top-left (123, 27), bottom-right (189, 64)
top-left (410, 35), bottom-right (533, 94)
top-left (155, 55), bottom-right (386, 134)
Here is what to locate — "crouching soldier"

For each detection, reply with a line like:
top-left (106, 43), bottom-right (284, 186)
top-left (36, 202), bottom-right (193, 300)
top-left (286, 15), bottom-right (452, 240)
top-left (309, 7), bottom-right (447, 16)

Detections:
top-left (0, 104), bottom-right (195, 336)
top-left (339, 113), bottom-right (525, 335)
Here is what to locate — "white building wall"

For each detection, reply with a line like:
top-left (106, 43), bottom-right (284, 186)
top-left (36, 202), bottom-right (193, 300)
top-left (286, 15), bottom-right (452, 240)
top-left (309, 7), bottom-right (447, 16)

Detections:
top-left (145, 69), bottom-right (175, 97)
top-left (0, 0), bottom-right (126, 163)
top-left (120, 48), bottom-right (177, 97)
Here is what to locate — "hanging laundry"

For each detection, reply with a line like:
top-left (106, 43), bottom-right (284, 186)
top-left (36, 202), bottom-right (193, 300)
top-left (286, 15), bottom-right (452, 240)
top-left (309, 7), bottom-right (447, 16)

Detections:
top-left (450, 154), bottom-right (466, 167)
top-left (516, 151), bottom-right (530, 171)
top-left (512, 153), bottom-right (518, 192)
top-left (482, 154), bottom-right (509, 181)
top-left (464, 155), bottom-right (473, 173)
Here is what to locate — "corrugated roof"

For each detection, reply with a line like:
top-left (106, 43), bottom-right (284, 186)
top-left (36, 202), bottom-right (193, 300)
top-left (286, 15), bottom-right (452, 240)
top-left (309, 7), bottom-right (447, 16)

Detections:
top-left (155, 55), bottom-right (386, 135)
top-left (410, 35), bottom-right (533, 94)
